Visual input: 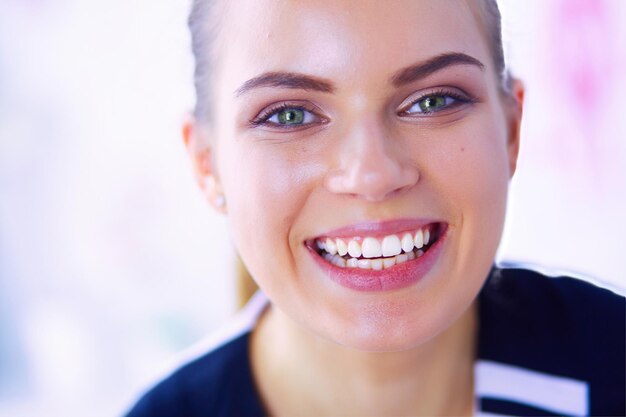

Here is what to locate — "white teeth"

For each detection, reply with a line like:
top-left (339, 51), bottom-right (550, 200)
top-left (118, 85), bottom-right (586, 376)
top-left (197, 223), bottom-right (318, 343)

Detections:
top-left (336, 238), bottom-right (348, 256)
top-left (396, 253), bottom-right (408, 264)
top-left (348, 240), bottom-right (362, 258)
top-left (361, 237), bottom-right (382, 258)
top-left (401, 233), bottom-right (414, 253)
top-left (414, 229), bottom-right (424, 249)
top-left (328, 252), bottom-right (420, 270)
top-left (357, 259), bottom-right (371, 269)
top-left (383, 257), bottom-right (396, 269)
top-left (381, 235), bottom-right (402, 257)
top-left (318, 225), bottom-right (437, 270)
top-left (325, 238), bottom-right (337, 255)
top-left (371, 259), bottom-right (383, 270)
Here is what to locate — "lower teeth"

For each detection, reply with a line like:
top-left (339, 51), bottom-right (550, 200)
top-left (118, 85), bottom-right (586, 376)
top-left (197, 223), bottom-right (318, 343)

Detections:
top-left (322, 247), bottom-right (427, 270)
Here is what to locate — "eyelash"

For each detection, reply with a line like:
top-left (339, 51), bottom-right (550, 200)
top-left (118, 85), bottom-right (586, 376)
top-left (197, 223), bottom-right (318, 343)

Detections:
top-left (399, 88), bottom-right (476, 116)
top-left (249, 102), bottom-right (325, 129)
top-left (249, 89), bottom-right (476, 129)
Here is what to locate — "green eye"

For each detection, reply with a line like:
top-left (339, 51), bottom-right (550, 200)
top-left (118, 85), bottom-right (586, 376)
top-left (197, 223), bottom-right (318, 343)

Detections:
top-left (417, 96), bottom-right (447, 112)
top-left (256, 104), bottom-right (321, 129)
top-left (277, 108), bottom-right (305, 125)
top-left (404, 94), bottom-right (463, 115)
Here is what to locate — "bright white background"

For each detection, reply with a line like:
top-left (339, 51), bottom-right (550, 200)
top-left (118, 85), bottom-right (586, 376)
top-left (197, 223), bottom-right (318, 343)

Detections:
top-left (0, 1), bottom-right (624, 416)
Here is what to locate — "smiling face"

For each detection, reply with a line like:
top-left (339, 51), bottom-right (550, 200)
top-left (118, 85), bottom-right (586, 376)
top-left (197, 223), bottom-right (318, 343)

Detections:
top-left (191, 0), bottom-right (522, 351)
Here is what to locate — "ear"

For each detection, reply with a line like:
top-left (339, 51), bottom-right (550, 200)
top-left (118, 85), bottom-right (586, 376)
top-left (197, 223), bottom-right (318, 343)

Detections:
top-left (505, 78), bottom-right (525, 179)
top-left (182, 115), bottom-right (227, 214)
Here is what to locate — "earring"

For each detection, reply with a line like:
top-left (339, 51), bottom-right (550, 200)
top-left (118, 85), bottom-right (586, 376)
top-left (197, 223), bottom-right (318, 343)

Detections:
top-left (214, 194), bottom-right (226, 208)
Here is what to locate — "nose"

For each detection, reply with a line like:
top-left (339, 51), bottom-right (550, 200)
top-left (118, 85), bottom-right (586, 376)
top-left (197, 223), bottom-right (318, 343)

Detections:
top-left (325, 119), bottom-right (419, 202)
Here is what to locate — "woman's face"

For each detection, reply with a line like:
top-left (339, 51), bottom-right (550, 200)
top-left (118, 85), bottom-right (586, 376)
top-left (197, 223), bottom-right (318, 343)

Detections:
top-left (200, 0), bottom-right (521, 351)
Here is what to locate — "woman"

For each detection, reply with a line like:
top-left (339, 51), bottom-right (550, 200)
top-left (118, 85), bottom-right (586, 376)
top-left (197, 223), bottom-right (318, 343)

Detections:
top-left (126, 0), bottom-right (625, 415)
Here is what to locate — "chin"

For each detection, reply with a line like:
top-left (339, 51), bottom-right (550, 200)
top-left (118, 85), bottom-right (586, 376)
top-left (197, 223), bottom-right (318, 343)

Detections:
top-left (314, 293), bottom-right (469, 353)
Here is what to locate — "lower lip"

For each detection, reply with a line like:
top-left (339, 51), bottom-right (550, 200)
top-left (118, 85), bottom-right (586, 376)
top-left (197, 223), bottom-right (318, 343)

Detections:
top-left (308, 226), bottom-right (447, 292)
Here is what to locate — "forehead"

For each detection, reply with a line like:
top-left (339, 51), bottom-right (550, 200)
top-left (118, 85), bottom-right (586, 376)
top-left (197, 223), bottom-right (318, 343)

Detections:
top-left (214, 0), bottom-right (491, 92)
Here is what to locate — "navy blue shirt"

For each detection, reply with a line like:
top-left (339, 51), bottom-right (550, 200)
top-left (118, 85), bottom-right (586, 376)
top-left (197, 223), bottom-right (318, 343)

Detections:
top-left (125, 265), bottom-right (625, 416)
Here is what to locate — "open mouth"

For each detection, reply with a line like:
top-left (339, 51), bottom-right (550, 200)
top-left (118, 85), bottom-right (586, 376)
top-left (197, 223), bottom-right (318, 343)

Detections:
top-left (309, 222), bottom-right (445, 271)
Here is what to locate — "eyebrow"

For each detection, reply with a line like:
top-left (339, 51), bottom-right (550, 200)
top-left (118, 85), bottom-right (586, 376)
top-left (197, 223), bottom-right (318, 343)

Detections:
top-left (234, 52), bottom-right (485, 97)
top-left (235, 72), bottom-right (335, 97)
top-left (391, 52), bottom-right (485, 87)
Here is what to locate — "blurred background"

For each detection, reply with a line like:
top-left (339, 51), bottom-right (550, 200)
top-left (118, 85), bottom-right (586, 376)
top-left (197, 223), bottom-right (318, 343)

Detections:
top-left (0, 1), bottom-right (624, 416)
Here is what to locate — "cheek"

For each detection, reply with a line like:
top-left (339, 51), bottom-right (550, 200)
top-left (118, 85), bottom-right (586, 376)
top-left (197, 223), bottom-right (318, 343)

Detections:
top-left (223, 146), bottom-right (299, 216)
top-left (432, 112), bottom-right (511, 268)
top-left (216, 138), bottom-right (325, 286)
top-left (425, 108), bottom-right (510, 211)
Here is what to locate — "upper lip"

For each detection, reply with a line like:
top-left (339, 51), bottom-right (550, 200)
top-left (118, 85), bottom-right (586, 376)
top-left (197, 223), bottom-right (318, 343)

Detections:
top-left (308, 218), bottom-right (443, 240)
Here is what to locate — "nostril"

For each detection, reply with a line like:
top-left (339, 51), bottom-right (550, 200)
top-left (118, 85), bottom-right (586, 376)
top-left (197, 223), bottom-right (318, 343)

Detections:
top-left (325, 162), bottom-right (419, 202)
top-left (324, 124), bottom-right (420, 200)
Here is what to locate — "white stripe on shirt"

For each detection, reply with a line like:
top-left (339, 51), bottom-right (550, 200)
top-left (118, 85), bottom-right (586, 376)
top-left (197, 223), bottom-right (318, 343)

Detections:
top-left (475, 360), bottom-right (589, 416)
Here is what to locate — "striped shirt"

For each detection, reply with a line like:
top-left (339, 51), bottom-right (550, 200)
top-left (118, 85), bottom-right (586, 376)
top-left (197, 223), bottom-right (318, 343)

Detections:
top-left (125, 265), bottom-right (625, 416)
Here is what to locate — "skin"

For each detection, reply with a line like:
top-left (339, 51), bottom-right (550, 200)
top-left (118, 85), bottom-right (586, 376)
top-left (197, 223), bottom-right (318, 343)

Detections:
top-left (184, 0), bottom-right (524, 415)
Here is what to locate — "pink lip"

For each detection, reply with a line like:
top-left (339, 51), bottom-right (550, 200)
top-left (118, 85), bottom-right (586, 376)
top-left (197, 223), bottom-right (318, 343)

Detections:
top-left (311, 218), bottom-right (440, 240)
top-left (306, 222), bottom-right (448, 292)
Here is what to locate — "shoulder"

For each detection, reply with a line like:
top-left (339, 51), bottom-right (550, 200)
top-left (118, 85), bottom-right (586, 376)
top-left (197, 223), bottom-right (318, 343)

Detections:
top-left (124, 292), bottom-right (268, 417)
top-left (477, 263), bottom-right (625, 415)
top-left (480, 263), bottom-right (624, 336)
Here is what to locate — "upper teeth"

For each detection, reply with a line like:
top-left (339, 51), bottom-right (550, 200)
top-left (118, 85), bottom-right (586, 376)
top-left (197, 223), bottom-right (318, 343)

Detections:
top-left (336, 238), bottom-right (348, 256)
top-left (348, 240), bottom-right (362, 258)
top-left (382, 235), bottom-right (401, 257)
top-left (317, 227), bottom-right (433, 259)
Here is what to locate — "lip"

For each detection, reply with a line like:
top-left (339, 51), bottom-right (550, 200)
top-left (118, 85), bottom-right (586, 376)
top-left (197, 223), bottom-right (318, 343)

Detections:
top-left (310, 218), bottom-right (441, 240)
top-left (306, 220), bottom-right (448, 292)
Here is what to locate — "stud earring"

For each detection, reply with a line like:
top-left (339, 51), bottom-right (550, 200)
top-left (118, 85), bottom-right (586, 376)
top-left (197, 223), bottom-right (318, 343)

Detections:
top-left (214, 194), bottom-right (226, 208)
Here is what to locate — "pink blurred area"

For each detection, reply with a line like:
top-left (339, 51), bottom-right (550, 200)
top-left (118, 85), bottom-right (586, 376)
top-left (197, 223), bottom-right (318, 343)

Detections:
top-left (498, 0), bottom-right (626, 280)
top-left (0, 1), bottom-right (624, 416)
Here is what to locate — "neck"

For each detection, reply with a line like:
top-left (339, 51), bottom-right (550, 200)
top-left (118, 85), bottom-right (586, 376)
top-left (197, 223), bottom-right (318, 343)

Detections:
top-left (250, 300), bottom-right (477, 416)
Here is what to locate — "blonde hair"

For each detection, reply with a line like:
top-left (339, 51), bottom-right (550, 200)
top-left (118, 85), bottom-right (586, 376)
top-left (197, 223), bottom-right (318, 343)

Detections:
top-left (235, 254), bottom-right (258, 308)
